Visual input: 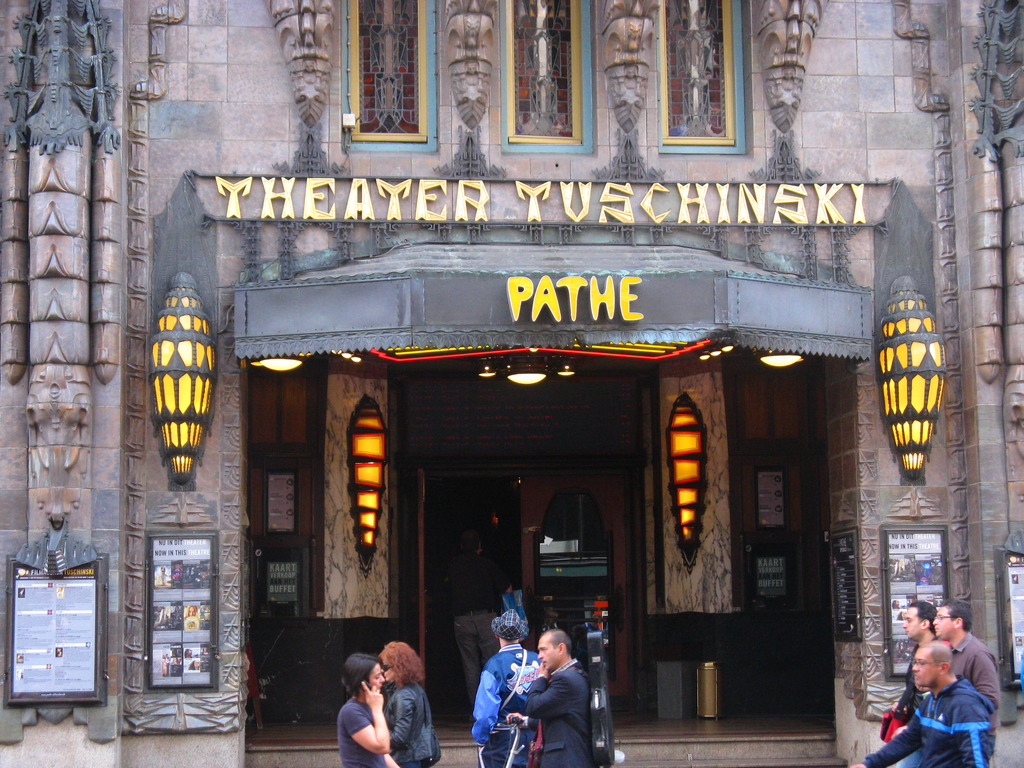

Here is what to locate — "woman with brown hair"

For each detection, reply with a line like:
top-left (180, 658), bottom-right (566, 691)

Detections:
top-left (379, 641), bottom-right (436, 768)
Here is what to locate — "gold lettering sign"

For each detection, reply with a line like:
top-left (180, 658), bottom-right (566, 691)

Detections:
top-left (211, 176), bottom-right (883, 227)
top-left (506, 275), bottom-right (646, 323)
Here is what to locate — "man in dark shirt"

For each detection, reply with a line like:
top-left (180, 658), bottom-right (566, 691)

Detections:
top-left (449, 529), bottom-right (511, 705)
top-left (934, 599), bottom-right (1000, 731)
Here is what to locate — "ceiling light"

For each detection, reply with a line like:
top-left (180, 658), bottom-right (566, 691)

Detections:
top-left (478, 360), bottom-right (497, 378)
top-left (760, 353), bottom-right (803, 367)
top-left (556, 361), bottom-right (575, 376)
top-left (507, 357), bottom-right (547, 384)
top-left (252, 358), bottom-right (303, 371)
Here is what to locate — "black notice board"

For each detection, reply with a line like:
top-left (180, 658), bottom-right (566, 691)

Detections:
top-left (831, 530), bottom-right (860, 641)
top-left (402, 378), bottom-right (639, 457)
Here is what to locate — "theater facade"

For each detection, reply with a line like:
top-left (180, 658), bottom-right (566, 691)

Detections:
top-left (1, 0), bottom-right (1023, 765)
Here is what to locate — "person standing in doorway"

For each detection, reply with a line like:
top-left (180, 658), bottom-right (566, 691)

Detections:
top-left (507, 628), bottom-right (597, 768)
top-left (472, 610), bottom-right (541, 768)
top-left (449, 529), bottom-right (512, 705)
top-left (850, 641), bottom-right (994, 768)
top-left (934, 599), bottom-right (1000, 730)
top-left (887, 600), bottom-right (937, 768)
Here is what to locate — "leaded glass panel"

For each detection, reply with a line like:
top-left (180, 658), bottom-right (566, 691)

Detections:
top-left (508, 0), bottom-right (580, 142)
top-left (353, 0), bottom-right (426, 140)
top-left (661, 0), bottom-right (734, 145)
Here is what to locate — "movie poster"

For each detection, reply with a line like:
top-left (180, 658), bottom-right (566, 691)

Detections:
top-left (1007, 553), bottom-right (1024, 681)
top-left (885, 529), bottom-right (947, 677)
top-left (149, 536), bottom-right (215, 688)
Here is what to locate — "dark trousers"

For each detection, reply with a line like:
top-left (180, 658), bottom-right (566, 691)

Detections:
top-left (454, 611), bottom-right (498, 704)
top-left (478, 727), bottom-right (531, 768)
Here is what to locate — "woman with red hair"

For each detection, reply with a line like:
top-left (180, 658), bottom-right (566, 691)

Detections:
top-left (379, 641), bottom-right (435, 768)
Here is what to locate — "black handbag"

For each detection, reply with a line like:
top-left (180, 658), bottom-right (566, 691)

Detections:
top-left (422, 689), bottom-right (442, 767)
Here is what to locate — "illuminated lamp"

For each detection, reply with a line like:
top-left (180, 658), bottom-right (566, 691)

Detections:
top-left (666, 393), bottom-right (707, 572)
top-left (150, 272), bottom-right (216, 491)
top-left (760, 353), bottom-right (803, 367)
top-left (251, 358), bottom-right (303, 371)
top-left (556, 360), bottom-right (575, 376)
top-left (349, 395), bottom-right (387, 573)
top-left (478, 359), bottom-right (497, 378)
top-left (878, 276), bottom-right (945, 482)
top-left (507, 357), bottom-right (547, 385)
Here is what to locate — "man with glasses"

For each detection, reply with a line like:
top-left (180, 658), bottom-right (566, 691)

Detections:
top-left (887, 601), bottom-right (938, 768)
top-left (934, 599), bottom-right (999, 728)
top-left (851, 641), bottom-right (994, 768)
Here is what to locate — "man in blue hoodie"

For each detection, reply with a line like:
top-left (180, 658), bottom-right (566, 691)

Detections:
top-left (851, 641), bottom-right (994, 768)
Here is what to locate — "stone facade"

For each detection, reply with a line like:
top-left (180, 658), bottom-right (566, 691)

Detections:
top-left (1, 0), bottom-right (1023, 766)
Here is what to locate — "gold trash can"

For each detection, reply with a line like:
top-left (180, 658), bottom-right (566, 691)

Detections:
top-left (696, 661), bottom-right (721, 719)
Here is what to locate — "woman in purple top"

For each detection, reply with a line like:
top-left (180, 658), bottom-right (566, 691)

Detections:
top-left (337, 653), bottom-right (401, 768)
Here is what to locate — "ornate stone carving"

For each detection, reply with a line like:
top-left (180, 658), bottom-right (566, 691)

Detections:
top-left (15, 504), bottom-right (98, 574)
top-left (602, 0), bottom-right (658, 132)
top-left (131, 1), bottom-right (187, 101)
top-left (755, 0), bottom-right (826, 134)
top-left (972, 1), bottom-right (1024, 162)
top-left (892, 0), bottom-right (948, 113)
top-left (446, 0), bottom-right (497, 129)
top-left (886, 489), bottom-right (944, 524)
top-left (266, 0), bottom-right (334, 127)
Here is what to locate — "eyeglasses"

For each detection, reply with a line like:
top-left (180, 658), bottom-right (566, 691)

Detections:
top-left (934, 614), bottom-right (953, 621)
top-left (911, 659), bottom-right (943, 667)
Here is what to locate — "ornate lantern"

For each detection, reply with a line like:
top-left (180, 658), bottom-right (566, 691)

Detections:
top-left (150, 273), bottom-right (216, 491)
top-left (666, 393), bottom-right (707, 571)
top-left (878, 277), bottom-right (945, 482)
top-left (349, 395), bottom-right (387, 573)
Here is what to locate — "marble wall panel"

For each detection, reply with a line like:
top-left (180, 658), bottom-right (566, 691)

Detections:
top-left (659, 370), bottom-right (732, 614)
top-left (323, 371), bottom-right (389, 618)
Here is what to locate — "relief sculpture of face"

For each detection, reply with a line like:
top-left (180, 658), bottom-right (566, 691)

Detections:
top-left (450, 58), bottom-right (492, 129)
top-left (606, 62), bottom-right (649, 132)
top-left (757, 0), bottom-right (823, 132)
top-left (268, 0), bottom-right (334, 126)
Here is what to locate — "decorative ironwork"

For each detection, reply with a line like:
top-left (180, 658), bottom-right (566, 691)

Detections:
top-left (594, 129), bottom-right (663, 181)
top-left (326, 221), bottom-right (355, 265)
top-left (435, 127), bottom-right (506, 178)
top-left (753, 131), bottom-right (818, 183)
top-left (664, 0), bottom-right (726, 139)
top-left (512, 0), bottom-right (576, 138)
top-left (971, 0), bottom-right (1024, 161)
top-left (3, 0), bottom-right (120, 154)
top-left (234, 221), bottom-right (263, 283)
top-left (356, 0), bottom-right (423, 136)
top-left (274, 123), bottom-right (346, 176)
top-left (276, 222), bottom-right (306, 281)
top-left (830, 226), bottom-right (855, 285)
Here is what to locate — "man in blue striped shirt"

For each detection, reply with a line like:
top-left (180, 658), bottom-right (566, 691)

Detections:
top-left (852, 641), bottom-right (994, 768)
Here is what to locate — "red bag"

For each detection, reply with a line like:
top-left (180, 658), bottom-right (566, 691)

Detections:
top-left (880, 710), bottom-right (909, 743)
top-left (526, 721), bottom-right (544, 768)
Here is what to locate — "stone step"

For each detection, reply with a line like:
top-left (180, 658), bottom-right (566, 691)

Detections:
top-left (246, 729), bottom-right (841, 768)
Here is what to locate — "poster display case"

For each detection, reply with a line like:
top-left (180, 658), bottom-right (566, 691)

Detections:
top-left (830, 530), bottom-right (860, 641)
top-left (997, 541), bottom-right (1024, 688)
top-left (882, 527), bottom-right (948, 679)
top-left (148, 534), bottom-right (217, 690)
top-left (5, 558), bottom-right (107, 705)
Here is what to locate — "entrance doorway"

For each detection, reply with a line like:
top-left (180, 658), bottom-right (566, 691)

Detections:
top-left (420, 471), bottom-right (633, 715)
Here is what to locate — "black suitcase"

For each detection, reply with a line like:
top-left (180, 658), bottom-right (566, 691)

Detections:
top-left (587, 630), bottom-right (615, 767)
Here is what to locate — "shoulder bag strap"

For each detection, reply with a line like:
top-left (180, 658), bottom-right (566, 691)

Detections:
top-left (501, 653), bottom-right (528, 710)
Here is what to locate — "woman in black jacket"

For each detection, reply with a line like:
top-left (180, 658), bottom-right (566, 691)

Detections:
top-left (380, 641), bottom-right (434, 768)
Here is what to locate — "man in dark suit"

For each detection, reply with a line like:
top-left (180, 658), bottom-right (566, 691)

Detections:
top-left (507, 628), bottom-right (598, 768)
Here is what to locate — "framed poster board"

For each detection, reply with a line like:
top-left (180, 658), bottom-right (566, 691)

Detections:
top-left (148, 534), bottom-right (217, 690)
top-left (5, 558), bottom-right (107, 705)
top-left (756, 468), bottom-right (786, 529)
top-left (266, 471), bottom-right (297, 533)
top-left (830, 530), bottom-right (861, 641)
top-left (882, 527), bottom-right (948, 679)
top-left (1000, 548), bottom-right (1024, 687)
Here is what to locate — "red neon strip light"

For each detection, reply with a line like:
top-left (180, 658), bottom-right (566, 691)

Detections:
top-left (369, 340), bottom-right (713, 363)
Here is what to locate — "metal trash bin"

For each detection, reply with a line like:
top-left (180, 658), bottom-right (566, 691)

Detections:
top-left (696, 661), bottom-right (721, 719)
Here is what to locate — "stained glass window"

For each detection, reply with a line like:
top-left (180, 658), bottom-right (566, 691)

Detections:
top-left (660, 0), bottom-right (736, 146)
top-left (507, 0), bottom-right (582, 143)
top-left (352, 0), bottom-right (427, 141)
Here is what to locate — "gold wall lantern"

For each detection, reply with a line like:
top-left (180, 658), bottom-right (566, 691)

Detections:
top-left (666, 393), bottom-right (708, 572)
top-left (878, 277), bottom-right (945, 482)
top-left (349, 395), bottom-right (387, 574)
top-left (150, 273), bottom-right (216, 491)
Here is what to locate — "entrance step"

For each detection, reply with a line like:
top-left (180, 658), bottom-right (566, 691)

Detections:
top-left (246, 717), bottom-right (842, 768)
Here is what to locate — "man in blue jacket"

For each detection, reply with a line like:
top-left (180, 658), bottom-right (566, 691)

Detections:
top-left (851, 641), bottom-right (994, 768)
top-left (472, 610), bottom-right (540, 768)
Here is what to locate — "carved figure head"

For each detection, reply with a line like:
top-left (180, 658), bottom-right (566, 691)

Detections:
top-left (1006, 372), bottom-right (1024, 462)
top-left (606, 61), bottom-right (649, 131)
top-left (267, 0), bottom-right (334, 126)
top-left (757, 0), bottom-right (823, 132)
top-left (31, 487), bottom-right (81, 530)
top-left (450, 58), bottom-right (492, 128)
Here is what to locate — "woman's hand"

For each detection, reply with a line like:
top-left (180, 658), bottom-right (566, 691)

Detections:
top-left (363, 681), bottom-right (385, 712)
